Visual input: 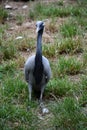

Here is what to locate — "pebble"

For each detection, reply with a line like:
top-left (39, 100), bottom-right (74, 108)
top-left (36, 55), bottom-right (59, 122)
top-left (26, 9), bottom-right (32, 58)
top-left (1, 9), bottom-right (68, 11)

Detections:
top-left (42, 107), bottom-right (49, 114)
top-left (15, 36), bottom-right (23, 40)
top-left (22, 5), bottom-right (28, 9)
top-left (5, 5), bottom-right (12, 9)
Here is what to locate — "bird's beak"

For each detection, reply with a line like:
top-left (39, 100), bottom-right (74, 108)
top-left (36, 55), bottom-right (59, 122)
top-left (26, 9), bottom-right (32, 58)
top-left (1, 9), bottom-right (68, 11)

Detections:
top-left (36, 27), bottom-right (39, 33)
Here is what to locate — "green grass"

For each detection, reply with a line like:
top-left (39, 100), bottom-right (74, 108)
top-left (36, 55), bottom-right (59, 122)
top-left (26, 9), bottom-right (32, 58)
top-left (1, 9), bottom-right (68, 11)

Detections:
top-left (53, 0), bottom-right (64, 6)
top-left (56, 57), bottom-right (82, 77)
top-left (0, 104), bottom-right (38, 130)
top-left (46, 19), bottom-right (58, 33)
top-left (0, 73), bottom-right (39, 130)
top-left (0, 7), bottom-right (8, 23)
top-left (1, 40), bottom-right (17, 60)
top-left (52, 97), bottom-right (87, 130)
top-left (0, 24), bottom-right (8, 40)
top-left (16, 37), bottom-right (35, 51)
top-left (0, 60), bottom-right (18, 82)
top-left (43, 43), bottom-right (57, 58)
top-left (2, 76), bottom-right (27, 100)
top-left (76, 16), bottom-right (87, 29)
top-left (78, 76), bottom-right (87, 106)
top-left (0, 0), bottom-right (87, 129)
top-left (83, 52), bottom-right (87, 67)
top-left (29, 2), bottom-right (83, 20)
top-left (60, 19), bottom-right (82, 37)
top-left (16, 14), bottom-right (25, 25)
top-left (0, 36), bottom-right (35, 62)
top-left (0, 60), bottom-right (17, 73)
top-left (43, 37), bottom-right (83, 57)
top-left (77, 0), bottom-right (87, 6)
top-left (57, 37), bottom-right (83, 54)
top-left (46, 77), bottom-right (74, 97)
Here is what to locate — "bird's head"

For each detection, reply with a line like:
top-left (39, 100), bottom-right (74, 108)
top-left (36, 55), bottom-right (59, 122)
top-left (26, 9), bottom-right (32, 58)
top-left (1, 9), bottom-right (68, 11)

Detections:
top-left (36, 21), bottom-right (45, 33)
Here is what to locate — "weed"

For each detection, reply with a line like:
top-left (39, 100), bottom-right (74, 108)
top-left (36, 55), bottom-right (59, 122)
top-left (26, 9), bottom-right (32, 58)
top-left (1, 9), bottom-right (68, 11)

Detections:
top-left (79, 91), bottom-right (87, 107)
top-left (77, 0), bottom-right (87, 6)
top-left (0, 38), bottom-right (17, 60)
top-left (16, 37), bottom-right (35, 51)
top-left (46, 19), bottom-right (58, 33)
top-left (29, 2), bottom-right (44, 20)
top-left (52, 97), bottom-right (87, 130)
top-left (60, 19), bottom-right (81, 37)
top-left (70, 6), bottom-right (82, 17)
top-left (81, 76), bottom-right (87, 89)
top-left (43, 37), bottom-right (83, 58)
top-left (28, 2), bottom-right (82, 20)
top-left (79, 76), bottom-right (87, 106)
top-left (2, 76), bottom-right (26, 99)
top-left (57, 37), bottom-right (83, 54)
top-left (0, 60), bottom-right (17, 74)
top-left (16, 14), bottom-right (24, 25)
top-left (46, 77), bottom-right (74, 97)
top-left (0, 25), bottom-right (5, 35)
top-left (56, 0), bottom-right (63, 6)
top-left (76, 16), bottom-right (87, 29)
top-left (29, 10), bottom-right (35, 20)
top-left (0, 73), bottom-right (39, 130)
top-left (83, 52), bottom-right (87, 67)
top-left (0, 103), bottom-right (38, 130)
top-left (56, 57), bottom-right (82, 76)
top-left (0, 7), bottom-right (8, 23)
top-left (0, 24), bottom-right (8, 39)
top-left (15, 56), bottom-right (25, 68)
top-left (43, 43), bottom-right (57, 58)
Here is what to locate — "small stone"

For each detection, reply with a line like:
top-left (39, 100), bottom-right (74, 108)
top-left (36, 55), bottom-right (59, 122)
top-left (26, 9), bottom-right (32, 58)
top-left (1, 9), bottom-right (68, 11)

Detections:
top-left (15, 36), bottom-right (23, 40)
top-left (22, 5), bottom-right (28, 9)
top-left (9, 27), bottom-right (14, 30)
top-left (9, 12), bottom-right (15, 17)
top-left (27, 49), bottom-right (30, 52)
top-left (42, 108), bottom-right (49, 114)
top-left (5, 5), bottom-right (12, 9)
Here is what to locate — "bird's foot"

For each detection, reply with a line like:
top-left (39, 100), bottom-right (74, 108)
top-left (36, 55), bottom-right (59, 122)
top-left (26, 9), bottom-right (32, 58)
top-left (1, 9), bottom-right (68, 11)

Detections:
top-left (42, 107), bottom-right (49, 114)
top-left (39, 102), bottom-right (49, 115)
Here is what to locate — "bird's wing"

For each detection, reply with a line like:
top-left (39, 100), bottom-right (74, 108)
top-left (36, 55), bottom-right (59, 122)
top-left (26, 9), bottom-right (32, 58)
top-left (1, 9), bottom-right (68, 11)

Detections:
top-left (24, 55), bottom-right (35, 82)
top-left (42, 56), bottom-right (51, 82)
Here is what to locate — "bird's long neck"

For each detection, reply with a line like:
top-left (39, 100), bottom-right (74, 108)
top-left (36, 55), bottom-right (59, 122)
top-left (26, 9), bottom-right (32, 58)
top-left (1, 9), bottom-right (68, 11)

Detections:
top-left (33, 31), bottom-right (44, 85)
top-left (36, 32), bottom-right (42, 55)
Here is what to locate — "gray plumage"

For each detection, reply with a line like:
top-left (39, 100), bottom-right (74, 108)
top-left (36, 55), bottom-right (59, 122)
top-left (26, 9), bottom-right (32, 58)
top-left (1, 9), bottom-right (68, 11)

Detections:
top-left (24, 21), bottom-right (51, 102)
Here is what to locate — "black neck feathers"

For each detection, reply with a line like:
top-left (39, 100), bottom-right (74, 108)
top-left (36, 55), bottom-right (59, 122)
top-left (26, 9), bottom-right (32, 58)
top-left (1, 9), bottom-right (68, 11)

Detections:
top-left (33, 31), bottom-right (44, 85)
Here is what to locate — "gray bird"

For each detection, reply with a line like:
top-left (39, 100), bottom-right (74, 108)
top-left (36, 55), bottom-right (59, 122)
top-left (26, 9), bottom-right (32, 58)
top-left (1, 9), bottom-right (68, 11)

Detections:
top-left (24, 21), bottom-right (51, 103)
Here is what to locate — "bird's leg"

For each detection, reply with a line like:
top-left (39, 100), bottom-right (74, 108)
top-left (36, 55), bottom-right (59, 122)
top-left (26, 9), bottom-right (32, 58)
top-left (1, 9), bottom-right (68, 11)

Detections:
top-left (39, 85), bottom-right (45, 103)
top-left (39, 86), bottom-right (45, 110)
top-left (39, 85), bottom-right (49, 114)
top-left (24, 68), bottom-right (29, 83)
top-left (28, 84), bottom-right (32, 101)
